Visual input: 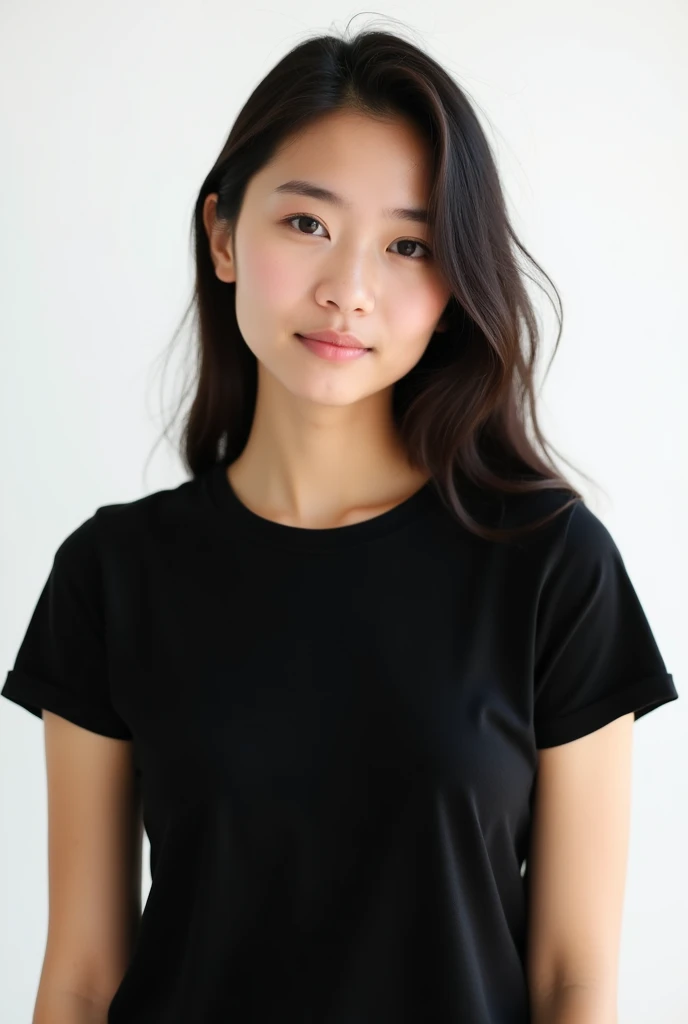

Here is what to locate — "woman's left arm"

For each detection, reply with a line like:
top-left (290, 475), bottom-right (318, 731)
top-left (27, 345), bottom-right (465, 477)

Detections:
top-left (527, 712), bottom-right (635, 1024)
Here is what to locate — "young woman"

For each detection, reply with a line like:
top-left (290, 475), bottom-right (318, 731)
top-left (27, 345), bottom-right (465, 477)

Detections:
top-left (2, 24), bottom-right (678, 1024)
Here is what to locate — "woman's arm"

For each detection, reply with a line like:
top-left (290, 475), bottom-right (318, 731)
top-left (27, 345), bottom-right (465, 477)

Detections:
top-left (527, 712), bottom-right (634, 1023)
top-left (31, 710), bottom-right (142, 1023)
top-left (33, 988), bottom-right (113, 1024)
top-left (531, 983), bottom-right (618, 1024)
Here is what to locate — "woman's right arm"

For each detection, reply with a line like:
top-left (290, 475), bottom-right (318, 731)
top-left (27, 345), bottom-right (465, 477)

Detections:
top-left (32, 710), bottom-right (143, 1024)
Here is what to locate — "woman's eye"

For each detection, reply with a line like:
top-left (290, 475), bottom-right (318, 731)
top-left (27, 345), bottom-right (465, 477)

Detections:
top-left (391, 238), bottom-right (431, 260)
top-left (285, 215), bottom-right (325, 237)
top-left (282, 214), bottom-right (431, 260)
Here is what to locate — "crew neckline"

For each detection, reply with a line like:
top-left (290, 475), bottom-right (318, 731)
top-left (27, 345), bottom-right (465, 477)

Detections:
top-left (206, 460), bottom-right (436, 550)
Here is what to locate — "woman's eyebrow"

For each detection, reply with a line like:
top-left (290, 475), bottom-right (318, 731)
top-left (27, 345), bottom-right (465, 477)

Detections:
top-left (272, 179), bottom-right (429, 225)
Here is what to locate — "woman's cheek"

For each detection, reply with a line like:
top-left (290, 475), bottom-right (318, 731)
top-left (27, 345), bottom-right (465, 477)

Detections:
top-left (244, 244), bottom-right (303, 304)
top-left (391, 284), bottom-right (442, 338)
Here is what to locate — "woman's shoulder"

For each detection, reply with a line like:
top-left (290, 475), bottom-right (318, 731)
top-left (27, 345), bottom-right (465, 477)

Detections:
top-left (58, 469), bottom-right (214, 561)
top-left (454, 473), bottom-right (581, 537)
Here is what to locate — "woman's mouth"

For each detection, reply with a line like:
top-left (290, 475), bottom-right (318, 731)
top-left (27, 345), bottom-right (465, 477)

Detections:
top-left (295, 334), bottom-right (372, 362)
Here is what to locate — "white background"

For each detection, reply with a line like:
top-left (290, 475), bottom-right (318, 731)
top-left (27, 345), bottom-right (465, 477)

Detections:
top-left (1, 1), bottom-right (686, 1020)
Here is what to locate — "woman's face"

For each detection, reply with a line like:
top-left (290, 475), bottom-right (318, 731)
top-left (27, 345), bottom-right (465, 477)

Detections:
top-left (204, 108), bottom-right (452, 409)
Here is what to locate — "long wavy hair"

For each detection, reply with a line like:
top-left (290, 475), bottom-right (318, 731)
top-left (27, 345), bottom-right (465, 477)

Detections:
top-left (148, 22), bottom-right (599, 542)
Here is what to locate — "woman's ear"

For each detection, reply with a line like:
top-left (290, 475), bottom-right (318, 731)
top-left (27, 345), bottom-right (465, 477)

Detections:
top-left (203, 193), bottom-right (236, 284)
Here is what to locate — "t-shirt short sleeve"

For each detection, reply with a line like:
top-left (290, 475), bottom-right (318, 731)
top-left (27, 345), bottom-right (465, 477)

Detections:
top-left (1, 512), bottom-right (131, 740)
top-left (533, 500), bottom-right (678, 749)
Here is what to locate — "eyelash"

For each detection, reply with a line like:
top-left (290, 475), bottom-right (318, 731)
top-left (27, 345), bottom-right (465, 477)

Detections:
top-left (281, 214), bottom-right (432, 261)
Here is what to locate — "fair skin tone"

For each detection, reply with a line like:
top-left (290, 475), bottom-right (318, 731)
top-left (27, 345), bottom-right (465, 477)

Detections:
top-left (527, 713), bottom-right (634, 1022)
top-left (202, 108), bottom-right (452, 529)
top-left (33, 109), bottom-right (634, 1023)
top-left (32, 712), bottom-right (141, 1023)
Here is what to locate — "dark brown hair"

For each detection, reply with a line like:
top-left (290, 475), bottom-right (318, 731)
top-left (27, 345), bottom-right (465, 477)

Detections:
top-left (150, 21), bottom-right (598, 542)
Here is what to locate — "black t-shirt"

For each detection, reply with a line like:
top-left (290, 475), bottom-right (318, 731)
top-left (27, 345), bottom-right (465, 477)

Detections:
top-left (2, 462), bottom-right (678, 1023)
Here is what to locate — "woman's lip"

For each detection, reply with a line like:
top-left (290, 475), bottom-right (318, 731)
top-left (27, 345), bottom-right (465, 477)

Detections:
top-left (296, 333), bottom-right (371, 350)
top-left (295, 334), bottom-right (372, 361)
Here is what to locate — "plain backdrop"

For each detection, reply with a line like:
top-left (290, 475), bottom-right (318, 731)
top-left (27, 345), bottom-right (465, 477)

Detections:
top-left (1, 2), bottom-right (686, 1020)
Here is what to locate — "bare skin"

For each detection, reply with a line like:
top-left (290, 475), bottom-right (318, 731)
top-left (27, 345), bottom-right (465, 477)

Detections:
top-left (32, 711), bottom-right (142, 1022)
top-left (202, 108), bottom-right (452, 530)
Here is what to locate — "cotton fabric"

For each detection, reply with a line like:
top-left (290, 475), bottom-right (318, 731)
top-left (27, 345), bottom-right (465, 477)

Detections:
top-left (2, 462), bottom-right (678, 1023)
